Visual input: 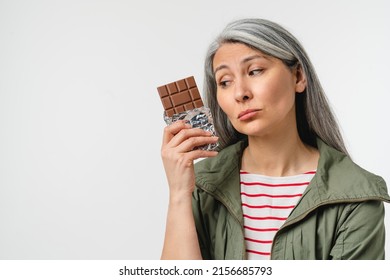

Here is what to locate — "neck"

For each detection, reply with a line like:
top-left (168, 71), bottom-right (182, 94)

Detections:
top-left (242, 129), bottom-right (318, 177)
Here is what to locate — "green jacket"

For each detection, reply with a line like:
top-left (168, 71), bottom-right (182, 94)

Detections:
top-left (193, 139), bottom-right (390, 259)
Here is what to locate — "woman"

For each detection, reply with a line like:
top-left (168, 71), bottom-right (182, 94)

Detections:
top-left (160, 18), bottom-right (390, 260)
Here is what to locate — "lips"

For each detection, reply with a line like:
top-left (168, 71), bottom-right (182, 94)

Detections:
top-left (237, 109), bottom-right (261, 120)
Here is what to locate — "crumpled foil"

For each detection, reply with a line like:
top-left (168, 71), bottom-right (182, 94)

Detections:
top-left (164, 106), bottom-right (219, 151)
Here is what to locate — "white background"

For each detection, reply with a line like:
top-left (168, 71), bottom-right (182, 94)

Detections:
top-left (0, 0), bottom-right (389, 259)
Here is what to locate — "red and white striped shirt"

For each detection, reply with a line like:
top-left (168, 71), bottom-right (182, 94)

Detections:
top-left (240, 170), bottom-right (316, 260)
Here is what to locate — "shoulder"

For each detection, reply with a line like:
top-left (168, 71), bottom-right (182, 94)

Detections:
top-left (194, 141), bottom-right (246, 189)
top-left (315, 139), bottom-right (389, 201)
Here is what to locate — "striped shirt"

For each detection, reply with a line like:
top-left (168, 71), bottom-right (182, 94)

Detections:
top-left (240, 170), bottom-right (316, 260)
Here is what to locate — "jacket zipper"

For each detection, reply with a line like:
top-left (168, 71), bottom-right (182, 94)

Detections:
top-left (270, 197), bottom-right (389, 259)
top-left (198, 186), bottom-right (247, 259)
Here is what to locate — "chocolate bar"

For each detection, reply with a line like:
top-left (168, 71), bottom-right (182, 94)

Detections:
top-left (157, 76), bottom-right (204, 117)
top-left (157, 76), bottom-right (218, 151)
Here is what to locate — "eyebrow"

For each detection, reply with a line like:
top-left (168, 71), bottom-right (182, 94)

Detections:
top-left (213, 54), bottom-right (268, 76)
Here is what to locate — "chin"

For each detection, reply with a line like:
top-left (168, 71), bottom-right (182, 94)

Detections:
top-left (235, 124), bottom-right (268, 138)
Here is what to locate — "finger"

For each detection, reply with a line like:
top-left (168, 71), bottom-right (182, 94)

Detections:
top-left (168, 128), bottom-right (215, 149)
top-left (162, 121), bottom-right (191, 146)
top-left (176, 135), bottom-right (219, 153)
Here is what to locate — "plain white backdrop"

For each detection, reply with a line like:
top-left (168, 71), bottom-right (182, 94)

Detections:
top-left (0, 0), bottom-right (389, 259)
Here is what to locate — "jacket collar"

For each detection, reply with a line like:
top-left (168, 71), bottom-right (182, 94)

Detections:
top-left (195, 138), bottom-right (390, 224)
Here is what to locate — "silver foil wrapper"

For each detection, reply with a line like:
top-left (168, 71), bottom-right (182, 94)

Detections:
top-left (164, 106), bottom-right (218, 151)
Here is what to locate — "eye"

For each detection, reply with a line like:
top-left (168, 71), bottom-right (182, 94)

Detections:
top-left (218, 79), bottom-right (231, 88)
top-left (249, 68), bottom-right (263, 76)
top-left (216, 75), bottom-right (232, 88)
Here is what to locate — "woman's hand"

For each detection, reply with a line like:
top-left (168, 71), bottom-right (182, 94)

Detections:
top-left (161, 120), bottom-right (218, 200)
top-left (160, 120), bottom-right (218, 259)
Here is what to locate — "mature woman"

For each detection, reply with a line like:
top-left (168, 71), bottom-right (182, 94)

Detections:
top-left (160, 18), bottom-right (389, 260)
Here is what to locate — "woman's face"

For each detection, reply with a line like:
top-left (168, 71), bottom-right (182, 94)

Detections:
top-left (213, 43), bottom-right (306, 138)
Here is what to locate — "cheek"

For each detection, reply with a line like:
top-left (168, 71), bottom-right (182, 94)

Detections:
top-left (261, 76), bottom-right (296, 107)
top-left (216, 92), bottom-right (237, 125)
top-left (216, 93), bottom-right (229, 115)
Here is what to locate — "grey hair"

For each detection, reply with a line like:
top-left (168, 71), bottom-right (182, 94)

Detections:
top-left (204, 18), bottom-right (348, 154)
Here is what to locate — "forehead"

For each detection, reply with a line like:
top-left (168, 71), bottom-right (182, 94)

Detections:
top-left (213, 43), bottom-right (270, 67)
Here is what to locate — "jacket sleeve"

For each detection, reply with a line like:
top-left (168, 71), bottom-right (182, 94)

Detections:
top-left (330, 200), bottom-right (386, 260)
top-left (192, 187), bottom-right (212, 260)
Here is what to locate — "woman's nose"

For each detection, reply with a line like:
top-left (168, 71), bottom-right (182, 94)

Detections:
top-left (234, 79), bottom-right (253, 102)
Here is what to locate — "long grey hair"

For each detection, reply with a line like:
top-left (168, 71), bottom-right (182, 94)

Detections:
top-left (204, 18), bottom-right (348, 154)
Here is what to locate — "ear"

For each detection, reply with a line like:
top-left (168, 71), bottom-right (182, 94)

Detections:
top-left (294, 64), bottom-right (307, 93)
